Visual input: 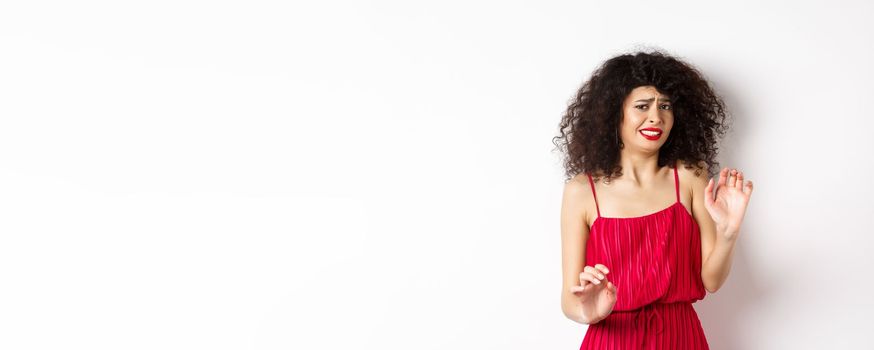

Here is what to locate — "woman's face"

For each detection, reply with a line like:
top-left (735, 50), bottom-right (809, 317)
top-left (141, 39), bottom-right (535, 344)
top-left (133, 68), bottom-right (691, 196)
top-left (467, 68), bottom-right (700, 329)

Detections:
top-left (619, 85), bottom-right (674, 153)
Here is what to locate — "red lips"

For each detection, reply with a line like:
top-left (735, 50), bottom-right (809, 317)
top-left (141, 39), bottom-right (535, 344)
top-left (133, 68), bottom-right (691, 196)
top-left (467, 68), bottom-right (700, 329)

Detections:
top-left (639, 128), bottom-right (663, 141)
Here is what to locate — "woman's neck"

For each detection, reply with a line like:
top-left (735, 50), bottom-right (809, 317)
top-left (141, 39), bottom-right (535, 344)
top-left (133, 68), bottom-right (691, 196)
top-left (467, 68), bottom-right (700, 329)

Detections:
top-left (617, 151), bottom-right (664, 186)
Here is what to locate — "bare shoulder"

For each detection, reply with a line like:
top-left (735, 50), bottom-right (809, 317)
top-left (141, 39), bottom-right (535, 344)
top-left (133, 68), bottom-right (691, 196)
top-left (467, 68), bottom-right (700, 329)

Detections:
top-left (562, 173), bottom-right (595, 227)
top-left (676, 159), bottom-right (710, 202)
top-left (677, 159), bottom-right (709, 182)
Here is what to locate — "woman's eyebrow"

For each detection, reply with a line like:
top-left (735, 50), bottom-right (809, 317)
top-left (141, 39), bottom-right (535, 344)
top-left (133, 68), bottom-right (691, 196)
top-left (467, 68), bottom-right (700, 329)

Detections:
top-left (634, 97), bottom-right (672, 102)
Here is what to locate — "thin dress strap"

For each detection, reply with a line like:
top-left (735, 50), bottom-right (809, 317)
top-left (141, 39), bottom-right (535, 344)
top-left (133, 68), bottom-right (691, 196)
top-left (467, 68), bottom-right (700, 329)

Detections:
top-left (673, 160), bottom-right (681, 203)
top-left (586, 173), bottom-right (601, 218)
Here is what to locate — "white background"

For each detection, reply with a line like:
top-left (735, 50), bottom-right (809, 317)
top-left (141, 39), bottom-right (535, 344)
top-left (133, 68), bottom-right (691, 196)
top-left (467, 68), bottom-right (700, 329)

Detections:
top-left (1, 1), bottom-right (873, 349)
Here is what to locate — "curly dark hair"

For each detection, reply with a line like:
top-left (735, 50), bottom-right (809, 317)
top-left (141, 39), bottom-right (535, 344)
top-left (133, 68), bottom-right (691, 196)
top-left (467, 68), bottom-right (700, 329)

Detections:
top-left (552, 49), bottom-right (730, 183)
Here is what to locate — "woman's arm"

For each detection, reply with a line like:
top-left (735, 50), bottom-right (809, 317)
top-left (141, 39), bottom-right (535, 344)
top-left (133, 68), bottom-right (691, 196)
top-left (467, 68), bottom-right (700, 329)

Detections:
top-left (560, 179), bottom-right (595, 324)
top-left (690, 166), bottom-right (749, 293)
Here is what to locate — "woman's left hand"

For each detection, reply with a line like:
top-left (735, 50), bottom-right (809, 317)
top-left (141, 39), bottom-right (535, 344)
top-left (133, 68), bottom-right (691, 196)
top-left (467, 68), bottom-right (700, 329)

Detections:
top-left (704, 167), bottom-right (754, 240)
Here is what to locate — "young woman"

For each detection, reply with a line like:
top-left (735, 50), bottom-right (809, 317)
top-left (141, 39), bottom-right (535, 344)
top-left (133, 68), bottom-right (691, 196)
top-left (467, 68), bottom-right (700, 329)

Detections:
top-left (553, 50), bottom-right (754, 349)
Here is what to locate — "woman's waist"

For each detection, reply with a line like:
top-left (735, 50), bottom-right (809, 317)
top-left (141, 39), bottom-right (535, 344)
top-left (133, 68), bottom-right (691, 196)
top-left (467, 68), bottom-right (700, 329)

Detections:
top-left (610, 300), bottom-right (696, 314)
top-left (591, 301), bottom-right (702, 336)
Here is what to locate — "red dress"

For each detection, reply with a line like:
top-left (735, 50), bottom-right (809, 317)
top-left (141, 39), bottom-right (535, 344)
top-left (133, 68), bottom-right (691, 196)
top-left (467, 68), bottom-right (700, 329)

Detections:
top-left (580, 162), bottom-right (709, 349)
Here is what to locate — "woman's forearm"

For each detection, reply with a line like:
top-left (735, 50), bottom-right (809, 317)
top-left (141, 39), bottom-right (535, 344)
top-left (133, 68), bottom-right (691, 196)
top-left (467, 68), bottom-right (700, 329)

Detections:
top-left (562, 298), bottom-right (587, 324)
top-left (701, 228), bottom-right (739, 293)
top-left (561, 297), bottom-right (604, 325)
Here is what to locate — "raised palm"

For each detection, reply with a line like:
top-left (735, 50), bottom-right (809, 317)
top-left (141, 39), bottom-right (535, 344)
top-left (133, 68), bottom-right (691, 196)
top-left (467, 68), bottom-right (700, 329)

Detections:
top-left (704, 167), bottom-right (754, 239)
top-left (569, 264), bottom-right (617, 323)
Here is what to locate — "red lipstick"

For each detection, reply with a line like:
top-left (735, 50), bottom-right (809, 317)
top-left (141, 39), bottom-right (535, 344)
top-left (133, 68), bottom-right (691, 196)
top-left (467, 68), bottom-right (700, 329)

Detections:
top-left (639, 128), bottom-right (663, 141)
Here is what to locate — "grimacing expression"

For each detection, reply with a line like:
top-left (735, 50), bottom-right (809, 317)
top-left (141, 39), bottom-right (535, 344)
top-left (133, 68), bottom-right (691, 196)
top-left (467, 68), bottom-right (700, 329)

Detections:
top-left (619, 86), bottom-right (674, 152)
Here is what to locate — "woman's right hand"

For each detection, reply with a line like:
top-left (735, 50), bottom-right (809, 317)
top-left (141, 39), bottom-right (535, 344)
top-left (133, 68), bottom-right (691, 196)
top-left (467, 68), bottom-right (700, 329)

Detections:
top-left (568, 264), bottom-right (617, 324)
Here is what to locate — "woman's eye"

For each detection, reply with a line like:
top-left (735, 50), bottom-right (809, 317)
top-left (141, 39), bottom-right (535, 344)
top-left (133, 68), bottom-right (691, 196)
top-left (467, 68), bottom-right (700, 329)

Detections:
top-left (636, 105), bottom-right (671, 110)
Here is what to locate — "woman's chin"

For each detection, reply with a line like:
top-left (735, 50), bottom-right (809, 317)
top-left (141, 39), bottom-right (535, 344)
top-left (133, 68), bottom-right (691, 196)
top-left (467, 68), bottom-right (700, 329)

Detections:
top-left (628, 143), bottom-right (663, 154)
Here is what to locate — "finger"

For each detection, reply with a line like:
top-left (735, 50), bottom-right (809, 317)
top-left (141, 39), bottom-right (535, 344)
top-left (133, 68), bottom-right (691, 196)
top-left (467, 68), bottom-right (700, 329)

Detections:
top-left (569, 285), bottom-right (587, 294)
top-left (743, 179), bottom-right (753, 195)
top-left (716, 167), bottom-right (728, 194)
top-left (584, 266), bottom-right (606, 280)
top-left (718, 167), bottom-right (728, 185)
top-left (593, 264), bottom-right (610, 275)
top-left (585, 274), bottom-right (605, 287)
top-left (736, 171), bottom-right (744, 189)
top-left (579, 271), bottom-right (602, 285)
top-left (728, 168), bottom-right (737, 188)
top-left (580, 266), bottom-right (604, 284)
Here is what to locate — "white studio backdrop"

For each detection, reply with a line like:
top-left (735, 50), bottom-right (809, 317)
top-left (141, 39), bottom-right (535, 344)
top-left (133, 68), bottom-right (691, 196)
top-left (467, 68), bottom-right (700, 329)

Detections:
top-left (1, 1), bottom-right (872, 349)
